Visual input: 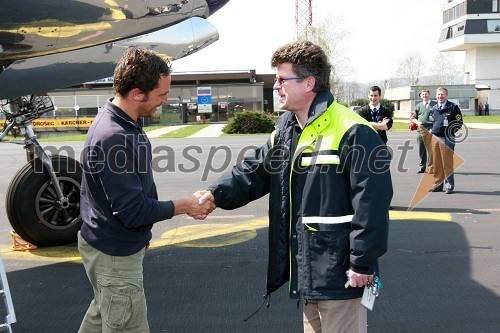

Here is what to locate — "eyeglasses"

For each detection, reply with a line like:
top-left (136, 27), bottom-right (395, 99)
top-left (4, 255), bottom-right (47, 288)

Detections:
top-left (274, 76), bottom-right (304, 85)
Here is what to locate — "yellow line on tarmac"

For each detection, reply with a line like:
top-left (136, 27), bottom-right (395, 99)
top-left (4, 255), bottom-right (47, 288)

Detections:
top-left (0, 245), bottom-right (81, 264)
top-left (390, 211), bottom-right (452, 222)
top-left (0, 218), bottom-right (270, 262)
top-left (150, 218), bottom-right (269, 248)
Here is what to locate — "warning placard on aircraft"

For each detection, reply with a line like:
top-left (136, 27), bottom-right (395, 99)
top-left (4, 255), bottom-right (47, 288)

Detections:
top-left (197, 87), bottom-right (212, 113)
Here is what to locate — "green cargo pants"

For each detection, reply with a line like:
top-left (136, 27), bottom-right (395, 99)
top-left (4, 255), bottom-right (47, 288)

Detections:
top-left (78, 232), bottom-right (149, 333)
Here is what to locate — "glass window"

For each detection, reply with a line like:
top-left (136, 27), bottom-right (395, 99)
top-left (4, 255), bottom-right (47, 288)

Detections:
top-left (98, 94), bottom-right (113, 106)
top-left (494, 0), bottom-right (499, 12)
top-left (52, 96), bottom-right (75, 108)
top-left (56, 107), bottom-right (77, 118)
top-left (458, 98), bottom-right (470, 110)
top-left (75, 95), bottom-right (99, 108)
top-left (79, 107), bottom-right (98, 117)
top-left (487, 19), bottom-right (500, 32)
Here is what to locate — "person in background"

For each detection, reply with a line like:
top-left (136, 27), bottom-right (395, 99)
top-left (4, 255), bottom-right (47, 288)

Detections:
top-left (196, 41), bottom-right (392, 333)
top-left (429, 87), bottom-right (463, 194)
top-left (358, 86), bottom-right (393, 144)
top-left (78, 47), bottom-right (215, 333)
top-left (411, 89), bottom-right (436, 173)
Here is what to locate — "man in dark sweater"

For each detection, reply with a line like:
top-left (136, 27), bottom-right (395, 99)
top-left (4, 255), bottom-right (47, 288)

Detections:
top-left (78, 48), bottom-right (214, 333)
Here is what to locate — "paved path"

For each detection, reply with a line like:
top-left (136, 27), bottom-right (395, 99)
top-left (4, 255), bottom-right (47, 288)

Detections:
top-left (187, 123), bottom-right (225, 138)
top-left (146, 124), bottom-right (226, 139)
top-left (145, 124), bottom-right (190, 138)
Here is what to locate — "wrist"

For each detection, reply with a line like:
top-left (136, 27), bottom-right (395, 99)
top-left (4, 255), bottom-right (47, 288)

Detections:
top-left (173, 199), bottom-right (188, 215)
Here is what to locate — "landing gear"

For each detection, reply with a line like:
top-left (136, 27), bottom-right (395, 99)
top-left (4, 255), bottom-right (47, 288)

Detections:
top-left (6, 156), bottom-right (82, 246)
top-left (1, 95), bottom-right (83, 247)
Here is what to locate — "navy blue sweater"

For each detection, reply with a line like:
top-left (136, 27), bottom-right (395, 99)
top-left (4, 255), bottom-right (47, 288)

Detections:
top-left (80, 99), bottom-right (174, 256)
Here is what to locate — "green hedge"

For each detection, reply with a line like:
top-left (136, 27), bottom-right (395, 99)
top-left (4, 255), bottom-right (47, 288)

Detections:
top-left (223, 111), bottom-right (276, 134)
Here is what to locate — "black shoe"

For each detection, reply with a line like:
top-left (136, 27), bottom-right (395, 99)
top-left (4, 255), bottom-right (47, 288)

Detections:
top-left (417, 169), bottom-right (425, 174)
top-left (445, 189), bottom-right (454, 194)
top-left (430, 187), bottom-right (443, 192)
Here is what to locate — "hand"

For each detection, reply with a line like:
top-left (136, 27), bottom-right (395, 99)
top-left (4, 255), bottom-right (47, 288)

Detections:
top-left (173, 193), bottom-right (215, 219)
top-left (189, 190), bottom-right (216, 220)
top-left (196, 190), bottom-right (214, 205)
top-left (347, 269), bottom-right (373, 288)
top-left (381, 117), bottom-right (390, 125)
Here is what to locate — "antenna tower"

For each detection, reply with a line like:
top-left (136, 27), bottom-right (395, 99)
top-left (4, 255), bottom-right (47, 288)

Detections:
top-left (295, 0), bottom-right (314, 40)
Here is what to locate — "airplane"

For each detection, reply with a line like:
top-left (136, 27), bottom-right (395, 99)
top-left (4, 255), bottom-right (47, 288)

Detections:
top-left (0, 0), bottom-right (230, 247)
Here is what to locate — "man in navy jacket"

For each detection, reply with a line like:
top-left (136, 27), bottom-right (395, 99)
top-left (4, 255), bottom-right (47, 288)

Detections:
top-left (196, 42), bottom-right (391, 333)
top-left (78, 48), bottom-right (214, 333)
top-left (429, 87), bottom-right (463, 194)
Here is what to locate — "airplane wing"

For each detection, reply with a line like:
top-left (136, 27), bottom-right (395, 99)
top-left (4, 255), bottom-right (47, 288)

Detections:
top-left (0, 0), bottom-right (230, 99)
top-left (0, 17), bottom-right (218, 99)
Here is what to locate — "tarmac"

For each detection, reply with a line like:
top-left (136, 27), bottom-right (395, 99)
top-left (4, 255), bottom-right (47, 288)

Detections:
top-left (1, 128), bottom-right (500, 332)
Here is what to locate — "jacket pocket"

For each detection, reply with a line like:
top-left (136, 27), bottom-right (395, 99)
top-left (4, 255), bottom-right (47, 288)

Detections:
top-left (299, 220), bottom-right (351, 293)
top-left (97, 273), bottom-right (145, 329)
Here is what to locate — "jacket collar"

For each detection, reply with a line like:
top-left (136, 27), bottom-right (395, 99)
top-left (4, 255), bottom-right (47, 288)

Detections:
top-left (104, 98), bottom-right (142, 130)
top-left (306, 90), bottom-right (334, 126)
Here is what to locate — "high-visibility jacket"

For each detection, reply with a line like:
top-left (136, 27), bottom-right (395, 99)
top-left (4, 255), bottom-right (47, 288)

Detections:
top-left (210, 90), bottom-right (392, 300)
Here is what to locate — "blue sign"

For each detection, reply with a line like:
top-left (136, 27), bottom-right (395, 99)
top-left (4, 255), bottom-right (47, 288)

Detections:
top-left (198, 95), bottom-right (212, 105)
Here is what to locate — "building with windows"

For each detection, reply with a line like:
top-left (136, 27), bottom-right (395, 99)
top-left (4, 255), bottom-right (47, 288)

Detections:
top-left (385, 0), bottom-right (500, 116)
top-left (439, 0), bottom-right (500, 113)
top-left (25, 70), bottom-right (276, 134)
top-left (385, 84), bottom-right (477, 118)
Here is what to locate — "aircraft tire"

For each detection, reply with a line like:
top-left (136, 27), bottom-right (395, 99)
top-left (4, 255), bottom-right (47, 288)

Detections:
top-left (6, 155), bottom-right (82, 247)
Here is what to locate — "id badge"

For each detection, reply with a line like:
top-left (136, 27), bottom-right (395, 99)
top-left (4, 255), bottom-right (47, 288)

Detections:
top-left (361, 286), bottom-right (376, 310)
top-left (360, 275), bottom-right (383, 311)
top-left (443, 117), bottom-right (449, 126)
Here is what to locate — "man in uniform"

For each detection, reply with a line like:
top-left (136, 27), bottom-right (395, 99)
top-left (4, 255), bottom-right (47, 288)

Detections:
top-left (411, 89), bottom-right (436, 173)
top-left (429, 87), bottom-right (463, 194)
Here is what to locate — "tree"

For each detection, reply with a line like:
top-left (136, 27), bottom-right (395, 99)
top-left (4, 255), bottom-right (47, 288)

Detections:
top-left (338, 80), bottom-right (364, 106)
top-left (397, 52), bottom-right (424, 86)
top-left (297, 14), bottom-right (351, 103)
top-left (428, 52), bottom-right (461, 85)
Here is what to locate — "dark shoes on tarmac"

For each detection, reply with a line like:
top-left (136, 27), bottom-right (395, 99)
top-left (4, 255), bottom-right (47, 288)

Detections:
top-left (429, 186), bottom-right (454, 194)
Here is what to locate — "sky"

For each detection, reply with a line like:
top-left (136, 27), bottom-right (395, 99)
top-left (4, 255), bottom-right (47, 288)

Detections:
top-left (173, 0), bottom-right (465, 83)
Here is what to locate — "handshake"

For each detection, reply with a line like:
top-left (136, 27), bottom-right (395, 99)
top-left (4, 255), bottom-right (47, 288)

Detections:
top-left (173, 190), bottom-right (216, 220)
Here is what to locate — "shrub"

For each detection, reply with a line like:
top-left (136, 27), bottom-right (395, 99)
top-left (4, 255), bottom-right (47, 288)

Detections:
top-left (223, 111), bottom-right (275, 134)
top-left (351, 98), bottom-right (368, 108)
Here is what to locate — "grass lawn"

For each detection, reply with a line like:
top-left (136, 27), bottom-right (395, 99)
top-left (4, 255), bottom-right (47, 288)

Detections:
top-left (390, 121), bottom-right (413, 132)
top-left (462, 115), bottom-right (500, 123)
top-left (38, 134), bottom-right (88, 142)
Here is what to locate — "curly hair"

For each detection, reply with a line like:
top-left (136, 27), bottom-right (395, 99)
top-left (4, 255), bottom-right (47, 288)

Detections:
top-left (271, 41), bottom-right (331, 92)
top-left (113, 47), bottom-right (172, 97)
